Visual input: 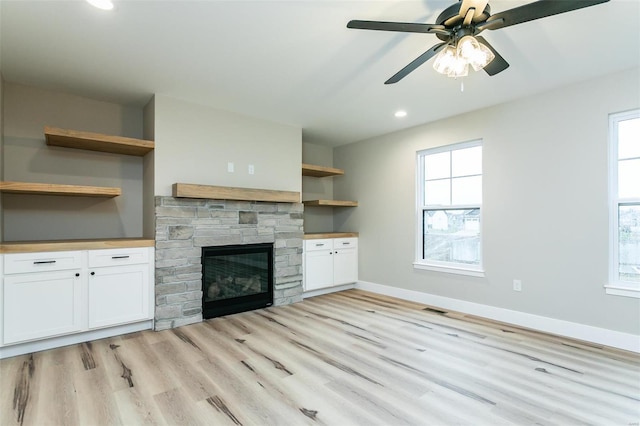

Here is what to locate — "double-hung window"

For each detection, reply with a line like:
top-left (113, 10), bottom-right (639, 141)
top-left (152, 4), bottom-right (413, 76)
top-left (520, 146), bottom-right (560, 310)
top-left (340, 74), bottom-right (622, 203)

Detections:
top-left (415, 140), bottom-right (483, 276)
top-left (607, 109), bottom-right (640, 298)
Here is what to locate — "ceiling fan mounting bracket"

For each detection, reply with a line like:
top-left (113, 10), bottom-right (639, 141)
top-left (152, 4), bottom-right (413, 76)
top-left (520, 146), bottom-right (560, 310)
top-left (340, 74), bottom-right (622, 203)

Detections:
top-left (436, 1), bottom-right (491, 28)
top-left (435, 1), bottom-right (489, 41)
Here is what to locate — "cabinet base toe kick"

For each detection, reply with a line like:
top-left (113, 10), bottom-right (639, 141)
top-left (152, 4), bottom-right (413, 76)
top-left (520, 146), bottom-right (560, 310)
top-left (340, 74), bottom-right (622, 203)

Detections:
top-left (0, 320), bottom-right (153, 360)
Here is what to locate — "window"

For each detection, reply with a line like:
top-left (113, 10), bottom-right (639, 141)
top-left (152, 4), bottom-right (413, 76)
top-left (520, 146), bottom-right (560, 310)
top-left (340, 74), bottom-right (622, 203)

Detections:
top-left (415, 140), bottom-right (483, 276)
top-left (607, 110), bottom-right (640, 298)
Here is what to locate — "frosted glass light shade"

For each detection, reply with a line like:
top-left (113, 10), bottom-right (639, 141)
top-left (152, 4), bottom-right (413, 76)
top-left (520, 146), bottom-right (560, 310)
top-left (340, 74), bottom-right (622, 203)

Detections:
top-left (469, 41), bottom-right (495, 71)
top-left (458, 36), bottom-right (480, 61)
top-left (448, 60), bottom-right (469, 78)
top-left (433, 46), bottom-right (457, 75)
top-left (457, 35), bottom-right (495, 71)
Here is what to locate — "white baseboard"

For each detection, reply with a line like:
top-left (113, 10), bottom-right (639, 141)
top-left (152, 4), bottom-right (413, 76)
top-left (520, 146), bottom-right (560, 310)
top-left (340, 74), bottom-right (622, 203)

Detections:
top-left (356, 280), bottom-right (640, 353)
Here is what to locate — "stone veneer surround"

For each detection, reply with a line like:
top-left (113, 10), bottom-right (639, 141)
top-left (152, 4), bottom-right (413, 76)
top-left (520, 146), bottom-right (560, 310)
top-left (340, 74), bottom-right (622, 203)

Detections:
top-left (154, 196), bottom-right (303, 331)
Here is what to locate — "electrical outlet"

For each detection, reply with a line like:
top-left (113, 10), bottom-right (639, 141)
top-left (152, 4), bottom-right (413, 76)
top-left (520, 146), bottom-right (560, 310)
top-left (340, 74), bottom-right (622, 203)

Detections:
top-left (227, 162), bottom-right (234, 173)
top-left (513, 279), bottom-right (522, 292)
top-left (248, 164), bottom-right (255, 175)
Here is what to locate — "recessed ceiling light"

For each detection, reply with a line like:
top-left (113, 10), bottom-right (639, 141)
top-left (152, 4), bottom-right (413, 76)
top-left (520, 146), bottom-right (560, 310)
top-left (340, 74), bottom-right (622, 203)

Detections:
top-left (87, 0), bottom-right (114, 10)
top-left (394, 110), bottom-right (407, 118)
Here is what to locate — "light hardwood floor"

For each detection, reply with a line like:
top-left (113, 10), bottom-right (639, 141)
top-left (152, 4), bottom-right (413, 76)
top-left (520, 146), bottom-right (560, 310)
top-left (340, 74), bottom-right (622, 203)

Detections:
top-left (1, 289), bottom-right (639, 425)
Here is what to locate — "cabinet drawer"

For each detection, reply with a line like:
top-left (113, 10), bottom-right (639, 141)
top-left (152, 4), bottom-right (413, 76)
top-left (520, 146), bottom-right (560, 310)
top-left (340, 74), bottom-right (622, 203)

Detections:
top-left (304, 239), bottom-right (333, 252)
top-left (4, 251), bottom-right (82, 274)
top-left (334, 238), bottom-right (358, 249)
top-left (88, 248), bottom-right (149, 268)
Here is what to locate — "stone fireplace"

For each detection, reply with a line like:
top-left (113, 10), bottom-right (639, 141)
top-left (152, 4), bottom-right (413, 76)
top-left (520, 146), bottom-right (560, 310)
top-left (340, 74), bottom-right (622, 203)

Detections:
top-left (154, 196), bottom-right (303, 331)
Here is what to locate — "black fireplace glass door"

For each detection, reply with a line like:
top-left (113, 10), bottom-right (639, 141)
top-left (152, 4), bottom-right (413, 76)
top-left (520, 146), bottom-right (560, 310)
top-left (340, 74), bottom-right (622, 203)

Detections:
top-left (202, 243), bottom-right (273, 318)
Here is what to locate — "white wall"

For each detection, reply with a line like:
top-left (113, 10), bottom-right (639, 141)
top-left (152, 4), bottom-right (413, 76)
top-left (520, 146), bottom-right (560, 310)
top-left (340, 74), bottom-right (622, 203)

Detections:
top-left (302, 141), bottom-right (334, 233)
top-left (334, 68), bottom-right (640, 335)
top-left (153, 95), bottom-right (301, 197)
top-left (2, 83), bottom-right (145, 241)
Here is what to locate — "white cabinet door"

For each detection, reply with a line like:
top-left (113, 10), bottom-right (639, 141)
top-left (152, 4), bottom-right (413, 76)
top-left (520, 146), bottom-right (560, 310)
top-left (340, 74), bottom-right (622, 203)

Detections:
top-left (88, 264), bottom-right (150, 329)
top-left (333, 247), bottom-right (358, 286)
top-left (304, 249), bottom-right (334, 291)
top-left (3, 270), bottom-right (83, 344)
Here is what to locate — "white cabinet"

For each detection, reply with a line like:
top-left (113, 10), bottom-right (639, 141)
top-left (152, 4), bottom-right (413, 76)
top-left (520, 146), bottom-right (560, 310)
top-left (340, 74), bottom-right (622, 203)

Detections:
top-left (1, 247), bottom-right (153, 348)
top-left (88, 252), bottom-right (150, 329)
top-left (304, 237), bottom-right (358, 291)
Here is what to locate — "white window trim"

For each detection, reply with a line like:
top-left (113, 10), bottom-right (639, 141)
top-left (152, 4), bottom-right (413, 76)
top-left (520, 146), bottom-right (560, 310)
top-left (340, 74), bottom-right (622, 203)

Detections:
top-left (415, 140), bottom-right (484, 277)
top-left (413, 261), bottom-right (485, 277)
top-left (607, 109), bottom-right (640, 298)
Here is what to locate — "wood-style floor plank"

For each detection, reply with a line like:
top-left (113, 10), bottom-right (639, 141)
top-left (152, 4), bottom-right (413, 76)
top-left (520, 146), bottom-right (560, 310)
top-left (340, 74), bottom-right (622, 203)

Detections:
top-left (1, 289), bottom-right (638, 425)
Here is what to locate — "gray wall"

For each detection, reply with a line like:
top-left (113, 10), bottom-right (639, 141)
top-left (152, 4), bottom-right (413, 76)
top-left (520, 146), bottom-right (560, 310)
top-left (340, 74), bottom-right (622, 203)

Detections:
top-left (0, 76), bottom-right (4, 242)
top-left (143, 96), bottom-right (156, 239)
top-left (2, 83), bottom-right (145, 241)
top-left (153, 95), bottom-right (301, 197)
top-left (334, 68), bottom-right (640, 335)
top-left (302, 141), bottom-right (335, 233)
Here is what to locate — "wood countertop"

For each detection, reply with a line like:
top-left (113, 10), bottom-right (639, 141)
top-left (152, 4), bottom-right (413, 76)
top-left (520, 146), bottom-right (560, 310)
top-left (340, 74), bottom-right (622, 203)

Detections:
top-left (0, 238), bottom-right (155, 254)
top-left (304, 232), bottom-right (359, 239)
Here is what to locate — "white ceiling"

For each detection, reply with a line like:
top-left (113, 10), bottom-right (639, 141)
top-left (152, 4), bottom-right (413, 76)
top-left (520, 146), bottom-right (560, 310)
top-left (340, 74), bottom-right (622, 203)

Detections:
top-left (1, 0), bottom-right (638, 146)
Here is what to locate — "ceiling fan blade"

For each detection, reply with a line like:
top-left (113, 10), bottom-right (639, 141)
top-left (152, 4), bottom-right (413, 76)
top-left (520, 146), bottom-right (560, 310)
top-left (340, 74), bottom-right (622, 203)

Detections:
top-left (385, 42), bottom-right (448, 84)
top-left (347, 20), bottom-right (449, 35)
top-left (484, 0), bottom-right (610, 30)
top-left (475, 36), bottom-right (509, 76)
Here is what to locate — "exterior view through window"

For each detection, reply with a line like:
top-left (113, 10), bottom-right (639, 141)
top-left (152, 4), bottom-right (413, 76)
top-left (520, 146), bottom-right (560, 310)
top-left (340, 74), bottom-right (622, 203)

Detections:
top-left (610, 110), bottom-right (640, 294)
top-left (416, 140), bottom-right (483, 275)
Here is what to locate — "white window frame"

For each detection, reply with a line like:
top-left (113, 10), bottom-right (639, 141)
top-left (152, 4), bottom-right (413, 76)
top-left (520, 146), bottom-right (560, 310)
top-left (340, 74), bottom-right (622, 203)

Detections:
top-left (606, 109), bottom-right (640, 298)
top-left (414, 140), bottom-right (484, 277)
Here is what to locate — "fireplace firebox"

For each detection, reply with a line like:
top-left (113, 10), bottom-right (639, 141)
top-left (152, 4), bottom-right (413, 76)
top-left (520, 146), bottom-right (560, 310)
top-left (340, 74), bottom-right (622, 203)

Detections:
top-left (202, 243), bottom-right (274, 319)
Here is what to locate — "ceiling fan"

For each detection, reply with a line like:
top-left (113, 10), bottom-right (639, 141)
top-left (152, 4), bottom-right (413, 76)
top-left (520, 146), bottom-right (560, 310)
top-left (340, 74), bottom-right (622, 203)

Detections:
top-left (347, 0), bottom-right (610, 84)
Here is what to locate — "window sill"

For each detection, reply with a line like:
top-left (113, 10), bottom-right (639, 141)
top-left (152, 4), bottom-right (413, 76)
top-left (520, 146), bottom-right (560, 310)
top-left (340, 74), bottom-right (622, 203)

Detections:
top-left (604, 284), bottom-right (640, 299)
top-left (413, 262), bottom-right (485, 278)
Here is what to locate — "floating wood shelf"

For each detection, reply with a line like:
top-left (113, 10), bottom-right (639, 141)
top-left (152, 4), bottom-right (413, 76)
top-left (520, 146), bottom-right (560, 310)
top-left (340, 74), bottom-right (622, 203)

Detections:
top-left (302, 163), bottom-right (345, 178)
top-left (173, 183), bottom-right (300, 203)
top-left (0, 181), bottom-right (121, 198)
top-left (0, 238), bottom-right (155, 254)
top-left (303, 200), bottom-right (358, 207)
top-left (45, 126), bottom-right (155, 156)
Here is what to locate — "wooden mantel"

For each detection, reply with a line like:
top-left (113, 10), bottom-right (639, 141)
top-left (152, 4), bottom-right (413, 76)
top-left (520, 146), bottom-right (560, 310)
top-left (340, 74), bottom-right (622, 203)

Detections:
top-left (172, 183), bottom-right (301, 203)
